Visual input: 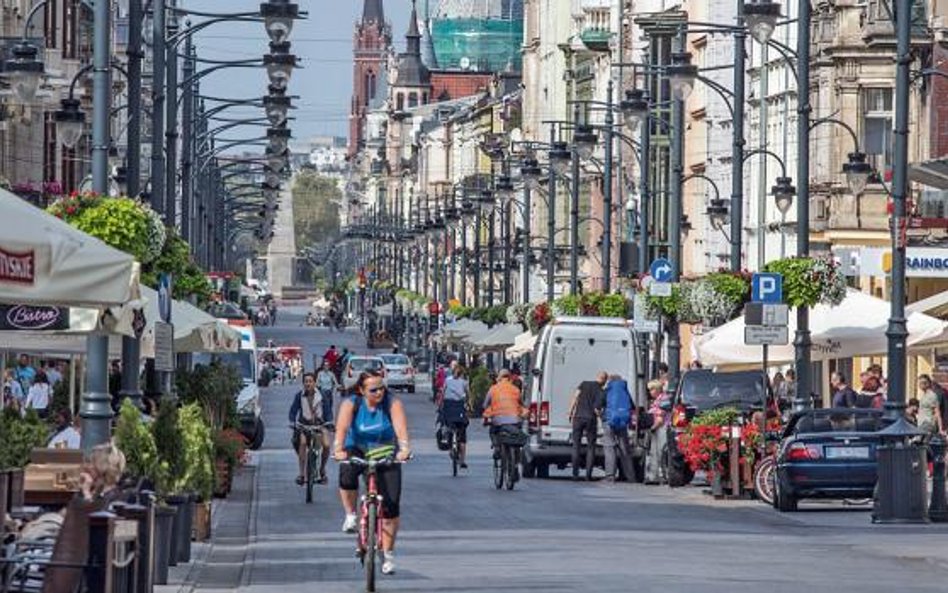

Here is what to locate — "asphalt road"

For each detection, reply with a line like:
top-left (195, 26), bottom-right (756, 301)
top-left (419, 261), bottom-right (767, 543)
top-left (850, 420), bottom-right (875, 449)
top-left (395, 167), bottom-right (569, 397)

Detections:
top-left (237, 306), bottom-right (948, 593)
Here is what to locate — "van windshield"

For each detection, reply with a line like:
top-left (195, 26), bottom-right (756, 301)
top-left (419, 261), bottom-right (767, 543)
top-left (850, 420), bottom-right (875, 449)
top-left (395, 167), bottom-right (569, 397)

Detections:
top-left (679, 371), bottom-right (766, 412)
top-left (193, 351), bottom-right (255, 382)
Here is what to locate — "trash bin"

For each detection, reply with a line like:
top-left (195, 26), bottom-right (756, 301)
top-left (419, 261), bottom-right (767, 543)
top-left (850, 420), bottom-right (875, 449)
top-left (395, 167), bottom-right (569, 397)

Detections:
top-left (872, 417), bottom-right (928, 524)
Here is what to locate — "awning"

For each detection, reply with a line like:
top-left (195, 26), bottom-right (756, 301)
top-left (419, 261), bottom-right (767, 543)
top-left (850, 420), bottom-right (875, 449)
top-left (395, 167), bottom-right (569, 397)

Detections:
top-left (435, 318), bottom-right (490, 343)
top-left (373, 302), bottom-right (394, 316)
top-left (907, 289), bottom-right (948, 319)
top-left (469, 323), bottom-right (522, 351)
top-left (0, 191), bottom-right (139, 308)
top-left (909, 158), bottom-right (948, 189)
top-left (506, 331), bottom-right (538, 357)
top-left (695, 289), bottom-right (946, 367)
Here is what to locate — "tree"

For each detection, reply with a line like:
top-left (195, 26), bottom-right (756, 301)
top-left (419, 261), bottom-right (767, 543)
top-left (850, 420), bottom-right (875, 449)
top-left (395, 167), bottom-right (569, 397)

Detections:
top-left (292, 171), bottom-right (342, 250)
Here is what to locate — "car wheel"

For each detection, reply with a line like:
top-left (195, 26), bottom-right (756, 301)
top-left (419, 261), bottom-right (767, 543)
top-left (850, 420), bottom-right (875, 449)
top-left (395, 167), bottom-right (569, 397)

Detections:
top-left (249, 417), bottom-right (265, 451)
top-left (775, 479), bottom-right (798, 512)
top-left (407, 385), bottom-right (415, 394)
top-left (535, 462), bottom-right (550, 479)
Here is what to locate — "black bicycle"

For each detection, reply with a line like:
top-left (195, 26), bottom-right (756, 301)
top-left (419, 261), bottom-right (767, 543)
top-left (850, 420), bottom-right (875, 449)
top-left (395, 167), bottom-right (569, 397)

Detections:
top-left (293, 422), bottom-right (332, 504)
top-left (492, 425), bottom-right (528, 490)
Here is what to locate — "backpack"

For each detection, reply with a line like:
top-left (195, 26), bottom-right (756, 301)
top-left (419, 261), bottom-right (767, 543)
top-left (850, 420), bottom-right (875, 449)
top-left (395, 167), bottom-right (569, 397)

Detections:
top-left (605, 380), bottom-right (632, 431)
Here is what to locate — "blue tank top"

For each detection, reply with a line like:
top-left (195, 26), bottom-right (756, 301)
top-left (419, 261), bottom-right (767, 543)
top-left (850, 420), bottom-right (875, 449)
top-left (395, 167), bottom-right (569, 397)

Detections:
top-left (344, 395), bottom-right (396, 453)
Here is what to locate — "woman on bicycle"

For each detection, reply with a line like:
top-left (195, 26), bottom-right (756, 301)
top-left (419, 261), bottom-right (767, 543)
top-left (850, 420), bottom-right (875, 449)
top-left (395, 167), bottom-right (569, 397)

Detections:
top-left (333, 371), bottom-right (411, 576)
top-left (439, 364), bottom-right (470, 468)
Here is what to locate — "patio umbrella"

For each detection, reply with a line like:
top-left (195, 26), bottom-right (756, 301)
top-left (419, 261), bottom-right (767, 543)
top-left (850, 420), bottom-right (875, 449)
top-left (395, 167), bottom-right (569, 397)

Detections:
top-left (694, 289), bottom-right (946, 367)
top-left (0, 191), bottom-right (138, 308)
top-left (506, 331), bottom-right (538, 357)
top-left (470, 324), bottom-right (523, 351)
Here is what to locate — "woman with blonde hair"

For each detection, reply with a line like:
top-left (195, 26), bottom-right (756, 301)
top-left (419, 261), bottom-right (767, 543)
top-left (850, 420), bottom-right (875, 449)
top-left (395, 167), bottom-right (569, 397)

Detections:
top-left (79, 442), bottom-right (127, 502)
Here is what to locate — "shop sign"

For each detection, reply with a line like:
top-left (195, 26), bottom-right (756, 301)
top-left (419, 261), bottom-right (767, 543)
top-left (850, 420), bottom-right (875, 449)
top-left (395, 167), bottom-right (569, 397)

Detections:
top-left (0, 304), bottom-right (70, 331)
top-left (0, 247), bottom-right (35, 285)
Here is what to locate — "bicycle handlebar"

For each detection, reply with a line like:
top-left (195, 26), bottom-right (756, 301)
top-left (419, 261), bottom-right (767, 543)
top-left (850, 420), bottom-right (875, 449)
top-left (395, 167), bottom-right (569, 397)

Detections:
top-left (291, 422), bottom-right (334, 432)
top-left (338, 455), bottom-right (412, 467)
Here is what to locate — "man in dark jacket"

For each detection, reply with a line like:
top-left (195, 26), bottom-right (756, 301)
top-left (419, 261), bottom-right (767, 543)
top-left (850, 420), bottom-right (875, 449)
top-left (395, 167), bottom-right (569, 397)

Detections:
top-left (568, 371), bottom-right (607, 481)
top-left (288, 373), bottom-right (332, 485)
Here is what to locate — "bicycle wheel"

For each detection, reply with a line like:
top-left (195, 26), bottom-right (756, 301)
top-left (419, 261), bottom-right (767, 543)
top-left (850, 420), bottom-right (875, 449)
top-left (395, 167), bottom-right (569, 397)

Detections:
top-left (493, 446), bottom-right (505, 489)
top-left (505, 446), bottom-right (518, 490)
top-left (305, 447), bottom-right (317, 504)
top-left (365, 502), bottom-right (378, 592)
top-left (451, 440), bottom-right (459, 477)
top-left (753, 456), bottom-right (776, 506)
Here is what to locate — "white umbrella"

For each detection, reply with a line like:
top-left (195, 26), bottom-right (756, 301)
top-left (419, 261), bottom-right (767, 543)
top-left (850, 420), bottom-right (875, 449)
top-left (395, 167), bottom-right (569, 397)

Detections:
top-left (0, 191), bottom-right (139, 307)
top-left (373, 302), bottom-right (394, 316)
top-left (137, 287), bottom-right (241, 355)
top-left (470, 324), bottom-right (523, 351)
top-left (694, 289), bottom-right (946, 367)
top-left (506, 331), bottom-right (538, 357)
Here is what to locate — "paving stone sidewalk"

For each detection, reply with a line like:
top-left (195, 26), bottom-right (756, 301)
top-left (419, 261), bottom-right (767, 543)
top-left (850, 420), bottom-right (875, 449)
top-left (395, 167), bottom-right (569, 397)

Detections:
top-left (155, 461), bottom-right (257, 593)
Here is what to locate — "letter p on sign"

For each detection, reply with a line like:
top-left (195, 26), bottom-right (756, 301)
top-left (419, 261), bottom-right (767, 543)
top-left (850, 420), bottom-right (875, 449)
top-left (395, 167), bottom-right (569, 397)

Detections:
top-left (752, 273), bottom-right (783, 304)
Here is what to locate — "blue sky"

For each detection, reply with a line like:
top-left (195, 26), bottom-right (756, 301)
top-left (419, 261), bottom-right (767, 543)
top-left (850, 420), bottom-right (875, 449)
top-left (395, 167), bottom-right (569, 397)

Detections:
top-left (186, 1), bottom-right (410, 141)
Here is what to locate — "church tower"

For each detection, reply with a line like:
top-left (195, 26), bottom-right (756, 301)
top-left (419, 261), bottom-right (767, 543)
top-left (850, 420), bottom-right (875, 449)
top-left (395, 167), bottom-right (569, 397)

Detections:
top-left (349, 0), bottom-right (392, 157)
top-left (390, 0), bottom-right (432, 112)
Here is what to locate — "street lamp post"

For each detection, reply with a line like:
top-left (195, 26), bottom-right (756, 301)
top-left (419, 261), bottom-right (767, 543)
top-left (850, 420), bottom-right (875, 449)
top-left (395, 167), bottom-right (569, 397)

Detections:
top-left (570, 104), bottom-right (582, 295)
top-left (885, 0), bottom-right (912, 415)
top-left (547, 126), bottom-right (561, 302)
top-left (602, 80), bottom-right (615, 293)
top-left (666, 33), bottom-right (687, 395)
top-left (794, 0), bottom-right (814, 409)
top-left (81, 0), bottom-right (115, 452)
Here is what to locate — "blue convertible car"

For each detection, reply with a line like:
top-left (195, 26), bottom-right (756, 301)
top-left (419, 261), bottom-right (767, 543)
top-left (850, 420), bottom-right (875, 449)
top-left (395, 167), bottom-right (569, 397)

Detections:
top-left (774, 409), bottom-right (891, 512)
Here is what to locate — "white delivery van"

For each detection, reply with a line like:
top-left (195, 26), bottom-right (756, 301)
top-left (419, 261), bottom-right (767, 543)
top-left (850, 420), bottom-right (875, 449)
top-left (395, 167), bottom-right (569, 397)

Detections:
top-left (522, 317), bottom-right (641, 478)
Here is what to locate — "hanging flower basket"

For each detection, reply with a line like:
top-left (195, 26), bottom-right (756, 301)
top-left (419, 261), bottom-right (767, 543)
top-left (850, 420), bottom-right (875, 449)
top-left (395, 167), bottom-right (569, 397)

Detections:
top-left (762, 256), bottom-right (846, 307)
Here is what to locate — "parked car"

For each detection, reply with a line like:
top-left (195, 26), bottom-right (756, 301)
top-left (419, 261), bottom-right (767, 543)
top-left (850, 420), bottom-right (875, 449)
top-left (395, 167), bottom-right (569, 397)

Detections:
top-left (342, 356), bottom-right (386, 390)
top-left (652, 369), bottom-right (768, 487)
top-left (774, 408), bottom-right (889, 512)
top-left (522, 317), bottom-right (642, 479)
top-left (379, 353), bottom-right (415, 393)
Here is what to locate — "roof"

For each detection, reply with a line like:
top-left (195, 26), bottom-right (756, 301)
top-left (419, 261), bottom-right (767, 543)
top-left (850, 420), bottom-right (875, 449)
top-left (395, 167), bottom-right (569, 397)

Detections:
top-left (394, 0), bottom-right (430, 87)
top-left (430, 70), bottom-right (493, 101)
top-left (909, 157), bottom-right (948, 189)
top-left (362, 0), bottom-right (384, 24)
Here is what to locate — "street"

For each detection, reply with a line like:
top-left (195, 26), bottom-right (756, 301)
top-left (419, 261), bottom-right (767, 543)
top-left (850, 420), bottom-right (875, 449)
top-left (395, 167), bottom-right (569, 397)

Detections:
top-left (190, 307), bottom-right (948, 593)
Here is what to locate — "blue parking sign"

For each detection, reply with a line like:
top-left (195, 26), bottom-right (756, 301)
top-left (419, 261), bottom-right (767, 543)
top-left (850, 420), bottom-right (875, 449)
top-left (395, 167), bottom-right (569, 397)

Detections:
top-left (751, 273), bottom-right (783, 304)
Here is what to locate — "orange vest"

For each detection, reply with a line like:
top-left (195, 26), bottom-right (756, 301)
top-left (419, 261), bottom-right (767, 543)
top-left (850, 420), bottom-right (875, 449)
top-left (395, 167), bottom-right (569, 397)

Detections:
top-left (485, 381), bottom-right (523, 418)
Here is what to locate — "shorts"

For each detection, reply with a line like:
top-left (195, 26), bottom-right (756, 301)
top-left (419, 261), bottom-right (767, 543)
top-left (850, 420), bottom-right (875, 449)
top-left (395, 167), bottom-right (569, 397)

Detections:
top-left (445, 420), bottom-right (468, 444)
top-left (338, 462), bottom-right (402, 519)
top-left (292, 422), bottom-right (330, 451)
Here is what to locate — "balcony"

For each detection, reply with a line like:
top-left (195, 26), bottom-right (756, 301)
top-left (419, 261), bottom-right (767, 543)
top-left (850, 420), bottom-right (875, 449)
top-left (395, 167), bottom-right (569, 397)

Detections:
top-left (861, 0), bottom-right (928, 47)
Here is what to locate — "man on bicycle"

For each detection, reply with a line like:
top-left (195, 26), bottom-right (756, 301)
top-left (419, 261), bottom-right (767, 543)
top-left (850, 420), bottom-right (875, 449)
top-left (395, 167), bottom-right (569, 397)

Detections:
top-left (482, 369), bottom-right (528, 455)
top-left (316, 360), bottom-right (340, 415)
top-left (333, 372), bottom-right (411, 576)
top-left (288, 373), bottom-right (331, 485)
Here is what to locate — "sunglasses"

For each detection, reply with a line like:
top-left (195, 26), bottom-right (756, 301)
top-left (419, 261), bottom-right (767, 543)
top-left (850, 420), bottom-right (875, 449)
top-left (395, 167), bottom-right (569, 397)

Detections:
top-left (366, 386), bottom-right (385, 394)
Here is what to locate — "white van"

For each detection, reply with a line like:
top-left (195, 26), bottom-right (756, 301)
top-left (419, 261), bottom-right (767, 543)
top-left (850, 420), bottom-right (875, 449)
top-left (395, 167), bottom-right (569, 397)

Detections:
top-left (522, 317), bottom-right (642, 478)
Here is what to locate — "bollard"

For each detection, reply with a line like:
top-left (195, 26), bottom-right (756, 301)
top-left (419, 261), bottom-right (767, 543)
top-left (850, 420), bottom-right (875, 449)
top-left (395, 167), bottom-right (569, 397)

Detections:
top-left (86, 512), bottom-right (115, 593)
top-left (116, 501), bottom-right (154, 593)
top-left (930, 434), bottom-right (948, 522)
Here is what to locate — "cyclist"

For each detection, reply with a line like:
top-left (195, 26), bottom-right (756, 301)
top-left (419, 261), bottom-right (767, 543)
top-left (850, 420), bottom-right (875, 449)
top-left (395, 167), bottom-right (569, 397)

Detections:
top-left (482, 369), bottom-right (528, 454)
top-left (316, 360), bottom-right (340, 418)
top-left (333, 372), bottom-right (411, 576)
top-left (288, 373), bottom-right (331, 486)
top-left (439, 364), bottom-right (470, 469)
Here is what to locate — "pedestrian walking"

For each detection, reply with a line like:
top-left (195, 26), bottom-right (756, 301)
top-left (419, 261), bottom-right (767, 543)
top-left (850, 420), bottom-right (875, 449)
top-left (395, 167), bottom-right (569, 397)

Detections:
top-left (26, 371), bottom-right (51, 419)
top-left (602, 375), bottom-right (636, 483)
top-left (3, 368), bottom-right (24, 407)
top-left (830, 372), bottom-right (857, 408)
top-left (856, 375), bottom-right (884, 409)
top-left (14, 353), bottom-right (35, 395)
top-left (567, 371), bottom-right (607, 481)
top-left (916, 374), bottom-right (945, 436)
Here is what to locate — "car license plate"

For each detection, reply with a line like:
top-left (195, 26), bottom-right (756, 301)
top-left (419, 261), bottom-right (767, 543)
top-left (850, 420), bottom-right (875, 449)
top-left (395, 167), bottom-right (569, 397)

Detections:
top-left (825, 446), bottom-right (870, 459)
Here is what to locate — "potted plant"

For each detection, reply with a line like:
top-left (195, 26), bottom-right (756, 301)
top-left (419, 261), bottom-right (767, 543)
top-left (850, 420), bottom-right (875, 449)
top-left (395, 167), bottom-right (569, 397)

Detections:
top-left (676, 407), bottom-right (759, 497)
top-left (176, 403), bottom-right (214, 558)
top-left (0, 408), bottom-right (48, 514)
top-left (213, 429), bottom-right (246, 498)
top-left (151, 398), bottom-right (186, 567)
top-left (762, 256), bottom-right (847, 307)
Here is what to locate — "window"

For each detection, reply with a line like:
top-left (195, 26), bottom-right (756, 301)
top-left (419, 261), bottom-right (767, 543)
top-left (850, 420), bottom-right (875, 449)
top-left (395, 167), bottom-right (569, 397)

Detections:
top-left (408, 93), bottom-right (418, 108)
top-left (396, 92), bottom-right (404, 111)
top-left (44, 112), bottom-right (57, 183)
top-left (44, 0), bottom-right (58, 49)
top-left (861, 88), bottom-right (893, 174)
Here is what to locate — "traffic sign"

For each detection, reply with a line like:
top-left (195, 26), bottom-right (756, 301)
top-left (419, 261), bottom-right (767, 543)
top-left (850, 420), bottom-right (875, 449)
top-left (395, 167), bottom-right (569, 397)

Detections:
top-left (744, 303), bottom-right (789, 327)
top-left (744, 325), bottom-right (789, 346)
top-left (751, 273), bottom-right (783, 304)
top-left (649, 282), bottom-right (673, 297)
top-left (154, 321), bottom-right (174, 371)
top-left (650, 258), bottom-right (674, 283)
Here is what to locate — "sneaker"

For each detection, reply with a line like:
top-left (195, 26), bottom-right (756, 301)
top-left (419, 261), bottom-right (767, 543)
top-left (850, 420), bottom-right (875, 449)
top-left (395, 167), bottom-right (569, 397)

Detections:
top-left (460, 462), bottom-right (468, 469)
top-left (381, 552), bottom-right (396, 575)
top-left (342, 513), bottom-right (358, 533)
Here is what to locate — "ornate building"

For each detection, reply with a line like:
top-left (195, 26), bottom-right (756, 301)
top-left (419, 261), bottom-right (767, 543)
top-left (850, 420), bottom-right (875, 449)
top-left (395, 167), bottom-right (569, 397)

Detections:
top-left (349, 0), bottom-right (392, 157)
